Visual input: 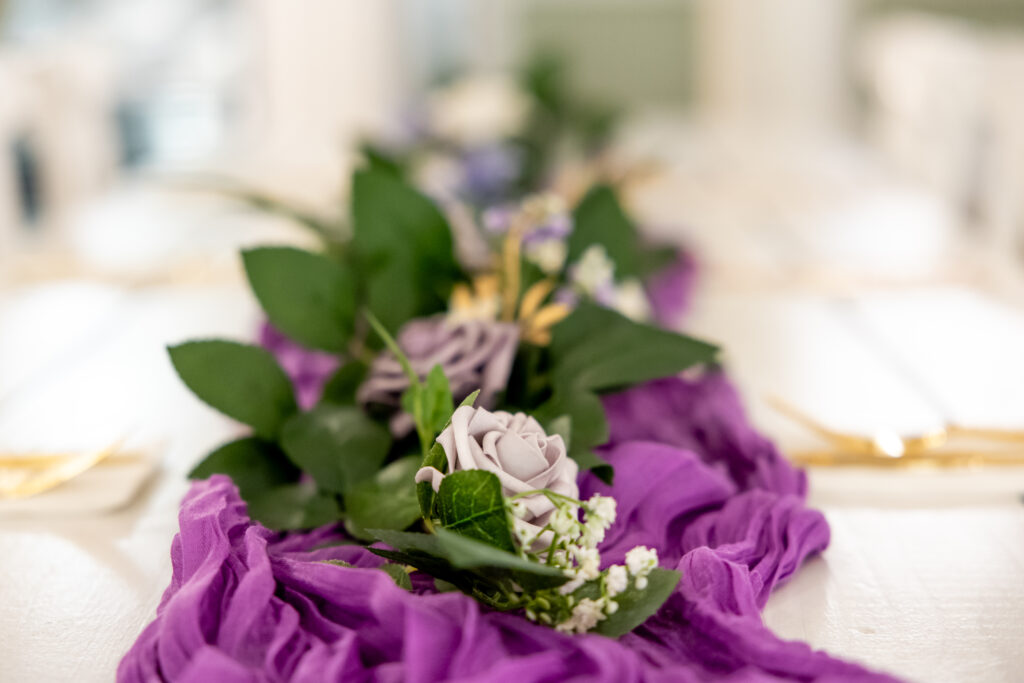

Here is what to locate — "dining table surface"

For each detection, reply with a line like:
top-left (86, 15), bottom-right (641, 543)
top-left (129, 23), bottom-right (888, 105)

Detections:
top-left (3, 136), bottom-right (1024, 682)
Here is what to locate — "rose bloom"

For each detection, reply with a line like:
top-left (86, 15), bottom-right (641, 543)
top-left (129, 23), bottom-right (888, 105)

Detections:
top-left (358, 317), bottom-right (518, 436)
top-left (416, 405), bottom-right (579, 540)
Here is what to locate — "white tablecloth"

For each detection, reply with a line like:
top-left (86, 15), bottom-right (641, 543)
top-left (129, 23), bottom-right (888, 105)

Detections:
top-left (2, 278), bottom-right (1023, 681)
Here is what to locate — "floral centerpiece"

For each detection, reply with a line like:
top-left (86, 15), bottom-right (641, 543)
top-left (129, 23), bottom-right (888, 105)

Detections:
top-left (119, 121), bottom-right (896, 681)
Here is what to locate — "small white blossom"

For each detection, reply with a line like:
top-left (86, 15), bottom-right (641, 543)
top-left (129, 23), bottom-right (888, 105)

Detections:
top-left (510, 500), bottom-right (528, 519)
top-left (605, 564), bottom-right (629, 597)
top-left (524, 240), bottom-right (568, 274)
top-left (514, 524), bottom-right (537, 548)
top-left (605, 599), bottom-right (619, 615)
top-left (550, 505), bottom-right (579, 536)
top-left (556, 597), bottom-right (606, 634)
top-left (581, 522), bottom-right (606, 547)
top-left (613, 279), bottom-right (652, 322)
top-left (635, 576), bottom-right (649, 590)
top-left (625, 546), bottom-right (658, 578)
top-left (573, 546), bottom-right (601, 580)
top-left (558, 576), bottom-right (585, 595)
top-left (585, 494), bottom-right (617, 525)
top-left (572, 245), bottom-right (615, 296)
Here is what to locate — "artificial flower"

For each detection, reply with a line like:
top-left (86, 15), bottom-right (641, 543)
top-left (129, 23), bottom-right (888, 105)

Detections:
top-left (415, 405), bottom-right (579, 539)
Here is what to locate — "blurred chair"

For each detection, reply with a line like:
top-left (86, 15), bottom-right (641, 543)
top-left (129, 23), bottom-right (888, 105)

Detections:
top-left (0, 41), bottom-right (117, 247)
top-left (859, 14), bottom-right (1024, 262)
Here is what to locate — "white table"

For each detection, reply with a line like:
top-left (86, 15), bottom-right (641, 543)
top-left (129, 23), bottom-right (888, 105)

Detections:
top-left (3, 278), bottom-right (1024, 682)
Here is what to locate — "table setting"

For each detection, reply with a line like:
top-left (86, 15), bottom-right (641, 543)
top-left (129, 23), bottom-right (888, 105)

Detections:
top-left (3, 16), bottom-right (1024, 682)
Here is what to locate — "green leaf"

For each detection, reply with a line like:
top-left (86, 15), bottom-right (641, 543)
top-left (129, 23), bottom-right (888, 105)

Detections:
top-left (434, 529), bottom-right (567, 591)
top-left (544, 415), bottom-right (573, 452)
top-left (535, 390), bottom-right (609, 466)
top-left (168, 340), bottom-right (297, 439)
top-left (318, 361), bottom-right (367, 406)
top-left (638, 245), bottom-right (680, 278)
top-left (436, 470), bottom-right (516, 552)
top-left (246, 482), bottom-right (341, 530)
top-left (368, 528), bottom-right (566, 592)
top-left (322, 559), bottom-right (353, 568)
top-left (593, 568), bottom-right (681, 638)
top-left (550, 303), bottom-right (718, 393)
top-left (379, 563), bottom-right (413, 591)
top-left (422, 365), bottom-right (455, 434)
top-left (458, 389), bottom-right (481, 409)
top-left (352, 169), bottom-right (462, 332)
top-left (345, 455), bottom-right (422, 535)
top-left (188, 437), bottom-right (299, 497)
top-left (417, 441), bottom-right (448, 518)
top-left (568, 185), bottom-right (643, 278)
top-left (280, 405), bottom-right (391, 494)
top-left (242, 247), bottom-right (356, 352)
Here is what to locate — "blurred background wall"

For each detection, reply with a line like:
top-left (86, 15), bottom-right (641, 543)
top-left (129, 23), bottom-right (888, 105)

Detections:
top-left (1, 0), bottom-right (1024, 278)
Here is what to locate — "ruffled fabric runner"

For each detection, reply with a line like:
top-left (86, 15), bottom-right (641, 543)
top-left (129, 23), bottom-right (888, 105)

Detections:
top-left (119, 373), bottom-right (900, 682)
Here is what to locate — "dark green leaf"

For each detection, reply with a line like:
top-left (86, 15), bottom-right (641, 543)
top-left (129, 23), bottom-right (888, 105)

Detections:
top-left (436, 470), bottom-right (515, 552)
top-left (379, 563), bottom-right (413, 590)
top-left (417, 441), bottom-right (448, 518)
top-left (345, 455), bottom-right (422, 534)
top-left (360, 142), bottom-right (408, 178)
top-left (247, 482), bottom-right (340, 530)
top-left (435, 529), bottom-right (567, 591)
top-left (188, 437), bottom-right (298, 497)
top-left (535, 390), bottom-right (607, 456)
top-left (368, 528), bottom-right (445, 555)
top-left (568, 185), bottom-right (642, 278)
top-left (368, 528), bottom-right (567, 595)
top-left (243, 247), bottom-right (356, 352)
top-left (318, 361), bottom-right (367, 406)
top-left (168, 340), bottom-right (296, 439)
top-left (593, 568), bottom-right (681, 637)
top-left (352, 169), bottom-right (462, 332)
top-left (280, 405), bottom-right (391, 494)
top-left (550, 303), bottom-right (718, 392)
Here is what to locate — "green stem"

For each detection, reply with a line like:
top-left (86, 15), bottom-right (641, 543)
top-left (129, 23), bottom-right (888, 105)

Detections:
top-left (508, 488), bottom-right (583, 507)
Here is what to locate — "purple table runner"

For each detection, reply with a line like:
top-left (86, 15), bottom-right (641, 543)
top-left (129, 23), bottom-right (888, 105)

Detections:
top-left (119, 373), bottom-right (899, 682)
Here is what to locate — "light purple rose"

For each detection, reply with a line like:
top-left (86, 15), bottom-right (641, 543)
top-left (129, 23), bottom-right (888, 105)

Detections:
top-left (415, 405), bottom-right (579, 537)
top-left (358, 317), bottom-right (519, 436)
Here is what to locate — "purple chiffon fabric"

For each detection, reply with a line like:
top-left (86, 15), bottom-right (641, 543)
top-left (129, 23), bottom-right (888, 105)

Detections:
top-left (646, 250), bottom-right (698, 328)
top-left (258, 323), bottom-right (340, 410)
top-left (120, 372), bottom-right (899, 682)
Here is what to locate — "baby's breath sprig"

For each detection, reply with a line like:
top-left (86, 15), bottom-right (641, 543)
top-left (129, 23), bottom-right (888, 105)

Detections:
top-left (502, 488), bottom-right (658, 634)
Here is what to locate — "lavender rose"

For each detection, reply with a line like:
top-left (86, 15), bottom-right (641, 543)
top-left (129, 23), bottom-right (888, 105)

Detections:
top-left (358, 317), bottom-right (519, 436)
top-left (415, 405), bottom-right (579, 538)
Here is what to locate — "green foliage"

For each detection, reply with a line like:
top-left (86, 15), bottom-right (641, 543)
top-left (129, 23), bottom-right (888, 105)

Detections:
top-left (345, 455), bottom-right (423, 537)
top-left (318, 361), bottom-right (368, 406)
top-left (245, 481), bottom-right (341, 531)
top-left (417, 441), bottom-right (448, 519)
top-left (242, 247), bottom-right (356, 352)
top-left (549, 303), bottom-right (718, 392)
top-left (351, 169), bottom-right (462, 332)
top-left (586, 568), bottom-right (681, 638)
top-left (280, 405), bottom-right (391, 494)
top-left (379, 563), bottom-right (413, 591)
top-left (168, 340), bottom-right (297, 439)
top-left (437, 470), bottom-right (516, 552)
top-left (188, 437), bottom-right (298, 497)
top-left (568, 185), bottom-right (643, 278)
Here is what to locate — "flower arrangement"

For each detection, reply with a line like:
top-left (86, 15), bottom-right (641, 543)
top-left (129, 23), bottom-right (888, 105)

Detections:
top-left (172, 163), bottom-right (717, 636)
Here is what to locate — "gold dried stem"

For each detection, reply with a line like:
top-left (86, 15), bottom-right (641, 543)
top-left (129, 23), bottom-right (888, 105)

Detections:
top-left (501, 224), bottom-right (524, 322)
